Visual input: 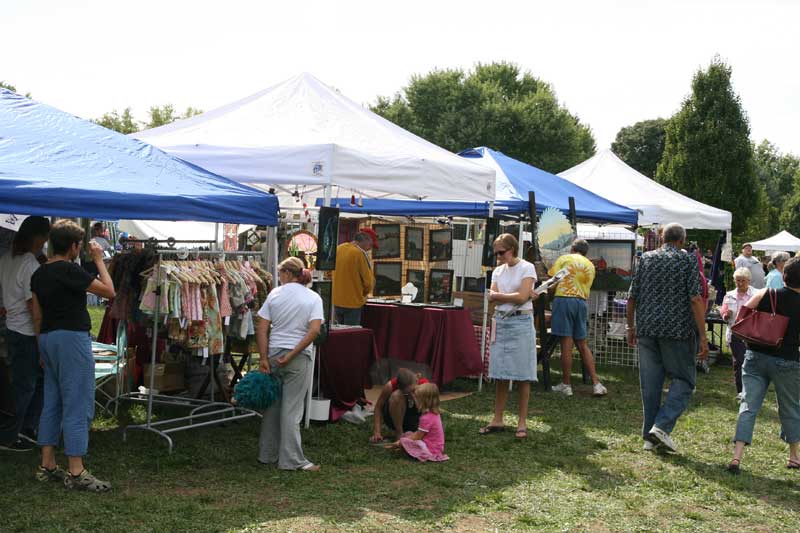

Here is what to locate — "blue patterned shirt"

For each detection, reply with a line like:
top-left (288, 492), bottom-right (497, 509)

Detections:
top-left (629, 244), bottom-right (702, 339)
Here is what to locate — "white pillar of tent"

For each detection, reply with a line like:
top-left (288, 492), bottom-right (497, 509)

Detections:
top-left (478, 202), bottom-right (494, 392)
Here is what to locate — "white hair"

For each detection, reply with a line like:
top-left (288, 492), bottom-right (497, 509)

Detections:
top-left (733, 267), bottom-right (751, 280)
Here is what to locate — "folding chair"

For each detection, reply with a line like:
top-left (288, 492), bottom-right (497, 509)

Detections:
top-left (93, 321), bottom-right (128, 416)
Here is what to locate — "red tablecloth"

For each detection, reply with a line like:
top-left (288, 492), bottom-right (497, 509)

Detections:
top-left (363, 304), bottom-right (482, 386)
top-left (319, 328), bottom-right (379, 421)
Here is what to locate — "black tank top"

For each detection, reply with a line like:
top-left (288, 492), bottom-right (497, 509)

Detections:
top-left (749, 288), bottom-right (800, 361)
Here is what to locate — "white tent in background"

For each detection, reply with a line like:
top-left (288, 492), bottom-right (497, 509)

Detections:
top-left (747, 230), bottom-right (800, 252)
top-left (133, 73), bottom-right (496, 206)
top-left (558, 149), bottom-right (732, 231)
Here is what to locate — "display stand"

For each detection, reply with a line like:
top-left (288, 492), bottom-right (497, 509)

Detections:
top-left (121, 246), bottom-right (268, 453)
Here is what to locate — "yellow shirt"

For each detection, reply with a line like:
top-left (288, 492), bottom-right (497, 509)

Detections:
top-left (549, 253), bottom-right (595, 299)
top-left (332, 242), bottom-right (375, 309)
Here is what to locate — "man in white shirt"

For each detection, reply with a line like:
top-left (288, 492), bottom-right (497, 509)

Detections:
top-left (734, 244), bottom-right (766, 289)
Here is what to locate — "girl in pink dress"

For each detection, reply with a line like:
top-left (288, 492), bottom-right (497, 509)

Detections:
top-left (389, 383), bottom-right (449, 462)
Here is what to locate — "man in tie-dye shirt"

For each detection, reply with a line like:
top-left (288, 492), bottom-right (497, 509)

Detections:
top-left (547, 239), bottom-right (607, 398)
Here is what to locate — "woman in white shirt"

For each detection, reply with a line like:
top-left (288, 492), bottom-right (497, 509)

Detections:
top-left (478, 234), bottom-right (538, 439)
top-left (720, 267), bottom-right (755, 398)
top-left (256, 257), bottom-right (324, 471)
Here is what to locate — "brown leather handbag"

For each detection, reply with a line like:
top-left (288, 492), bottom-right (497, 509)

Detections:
top-left (731, 289), bottom-right (789, 347)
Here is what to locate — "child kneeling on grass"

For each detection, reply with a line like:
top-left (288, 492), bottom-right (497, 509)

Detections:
top-left (386, 383), bottom-right (449, 462)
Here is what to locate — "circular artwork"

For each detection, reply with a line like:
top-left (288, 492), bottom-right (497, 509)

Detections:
top-left (287, 230), bottom-right (318, 269)
top-left (537, 207), bottom-right (574, 269)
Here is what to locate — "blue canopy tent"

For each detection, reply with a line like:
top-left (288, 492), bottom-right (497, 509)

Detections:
top-left (0, 89), bottom-right (278, 225)
top-left (317, 147), bottom-right (637, 225)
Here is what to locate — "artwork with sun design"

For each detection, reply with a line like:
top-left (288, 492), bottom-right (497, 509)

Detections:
top-left (537, 207), bottom-right (575, 268)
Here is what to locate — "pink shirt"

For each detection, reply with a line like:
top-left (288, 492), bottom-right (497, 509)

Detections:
top-left (418, 412), bottom-right (445, 455)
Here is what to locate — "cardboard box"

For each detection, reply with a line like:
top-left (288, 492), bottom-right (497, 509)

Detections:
top-left (454, 291), bottom-right (495, 324)
top-left (143, 363), bottom-right (185, 393)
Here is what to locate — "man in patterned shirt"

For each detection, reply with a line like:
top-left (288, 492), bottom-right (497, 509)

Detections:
top-left (626, 223), bottom-right (708, 453)
top-left (548, 239), bottom-right (607, 397)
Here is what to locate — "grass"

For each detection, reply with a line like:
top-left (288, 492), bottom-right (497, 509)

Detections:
top-left (2, 348), bottom-right (799, 533)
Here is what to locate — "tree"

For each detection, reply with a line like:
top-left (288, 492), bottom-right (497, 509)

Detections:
top-left (372, 62), bottom-right (595, 173)
top-left (1, 80), bottom-right (31, 98)
top-left (753, 139), bottom-right (800, 207)
top-left (611, 118), bottom-right (667, 178)
top-left (92, 107), bottom-right (139, 134)
top-left (146, 104), bottom-right (203, 129)
top-left (656, 57), bottom-right (757, 235)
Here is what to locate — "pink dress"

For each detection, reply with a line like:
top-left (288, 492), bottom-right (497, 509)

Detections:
top-left (399, 412), bottom-right (449, 462)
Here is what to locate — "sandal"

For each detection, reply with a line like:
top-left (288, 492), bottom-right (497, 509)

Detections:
top-left (515, 428), bottom-right (528, 439)
top-left (478, 425), bottom-right (505, 435)
top-left (64, 470), bottom-right (112, 492)
top-left (787, 459), bottom-right (800, 469)
top-left (727, 459), bottom-right (741, 475)
top-left (36, 465), bottom-right (67, 483)
top-left (300, 463), bottom-right (320, 472)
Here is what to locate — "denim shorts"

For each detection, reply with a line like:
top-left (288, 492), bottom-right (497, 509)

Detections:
top-left (550, 297), bottom-right (588, 340)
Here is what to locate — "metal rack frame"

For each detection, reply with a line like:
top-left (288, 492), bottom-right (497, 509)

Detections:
top-left (120, 247), bottom-right (269, 453)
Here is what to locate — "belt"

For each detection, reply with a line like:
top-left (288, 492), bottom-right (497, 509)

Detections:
top-left (495, 309), bottom-right (532, 318)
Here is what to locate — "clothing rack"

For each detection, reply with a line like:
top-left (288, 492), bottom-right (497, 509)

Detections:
top-left (121, 246), bottom-right (267, 453)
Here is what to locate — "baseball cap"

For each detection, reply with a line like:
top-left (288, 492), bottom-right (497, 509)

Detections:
top-left (360, 227), bottom-right (379, 249)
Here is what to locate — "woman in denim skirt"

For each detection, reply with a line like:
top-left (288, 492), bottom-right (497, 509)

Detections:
top-left (728, 256), bottom-right (800, 474)
top-left (478, 234), bottom-right (538, 439)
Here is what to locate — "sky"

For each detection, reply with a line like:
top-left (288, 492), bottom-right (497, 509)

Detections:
top-left (2, 0), bottom-right (798, 157)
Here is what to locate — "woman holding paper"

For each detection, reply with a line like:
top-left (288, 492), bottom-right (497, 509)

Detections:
top-left (478, 234), bottom-right (538, 439)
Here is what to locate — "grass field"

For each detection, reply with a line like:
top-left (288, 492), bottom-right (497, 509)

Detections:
top-left (2, 337), bottom-right (799, 532)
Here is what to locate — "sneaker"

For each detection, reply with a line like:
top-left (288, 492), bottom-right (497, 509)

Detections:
top-left (552, 383), bottom-right (573, 396)
top-left (593, 383), bottom-right (608, 396)
top-left (36, 465), bottom-right (68, 483)
top-left (0, 438), bottom-right (35, 452)
top-left (648, 426), bottom-right (677, 453)
top-left (736, 392), bottom-right (745, 403)
top-left (643, 440), bottom-right (658, 451)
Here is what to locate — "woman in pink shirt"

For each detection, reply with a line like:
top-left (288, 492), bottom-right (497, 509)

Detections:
top-left (720, 267), bottom-right (756, 398)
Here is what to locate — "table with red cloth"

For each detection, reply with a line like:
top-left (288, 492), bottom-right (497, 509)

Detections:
top-left (319, 327), bottom-right (379, 421)
top-left (362, 303), bottom-right (483, 386)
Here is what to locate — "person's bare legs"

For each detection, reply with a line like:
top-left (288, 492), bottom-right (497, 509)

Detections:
top-left (517, 381), bottom-right (531, 432)
top-left (559, 337), bottom-right (574, 385)
top-left (789, 442), bottom-right (799, 465)
top-left (576, 339), bottom-right (601, 385)
top-left (491, 379), bottom-right (510, 426)
top-left (41, 445), bottom-right (85, 475)
top-left (387, 390), bottom-right (407, 437)
top-left (731, 440), bottom-right (746, 465)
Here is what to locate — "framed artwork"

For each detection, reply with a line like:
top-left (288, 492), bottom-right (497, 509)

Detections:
top-left (287, 230), bottom-right (318, 269)
top-left (311, 280), bottom-right (333, 325)
top-left (429, 269), bottom-right (454, 303)
top-left (462, 276), bottom-right (485, 293)
top-left (406, 269), bottom-right (425, 302)
top-left (316, 206), bottom-right (340, 271)
top-left (372, 224), bottom-right (401, 259)
top-left (405, 227), bottom-right (424, 261)
top-left (374, 262), bottom-right (402, 296)
top-left (585, 240), bottom-right (635, 292)
top-left (482, 217), bottom-right (501, 267)
top-left (428, 228), bottom-right (453, 262)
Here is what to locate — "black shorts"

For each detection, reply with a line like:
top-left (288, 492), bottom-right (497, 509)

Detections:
top-left (382, 396), bottom-right (420, 432)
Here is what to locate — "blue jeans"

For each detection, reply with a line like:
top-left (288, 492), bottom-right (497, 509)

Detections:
top-left (734, 349), bottom-right (800, 445)
top-left (38, 330), bottom-right (95, 457)
top-left (334, 306), bottom-right (362, 326)
top-left (638, 336), bottom-right (696, 437)
top-left (0, 330), bottom-right (43, 444)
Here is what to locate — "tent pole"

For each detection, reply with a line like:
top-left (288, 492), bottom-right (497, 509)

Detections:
top-left (460, 220), bottom-right (471, 291)
top-left (479, 202), bottom-right (494, 392)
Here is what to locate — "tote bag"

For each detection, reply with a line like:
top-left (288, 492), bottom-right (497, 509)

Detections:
top-left (731, 289), bottom-right (789, 347)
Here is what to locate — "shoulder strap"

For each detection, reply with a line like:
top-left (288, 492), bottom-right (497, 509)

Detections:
top-left (769, 288), bottom-right (777, 315)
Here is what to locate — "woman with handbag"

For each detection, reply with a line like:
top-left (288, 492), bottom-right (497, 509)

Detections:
top-left (728, 257), bottom-right (800, 474)
top-left (720, 267), bottom-right (756, 399)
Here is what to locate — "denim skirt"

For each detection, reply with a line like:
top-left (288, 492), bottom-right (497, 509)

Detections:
top-left (489, 313), bottom-right (537, 381)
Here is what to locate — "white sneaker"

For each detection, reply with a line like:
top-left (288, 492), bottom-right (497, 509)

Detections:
top-left (593, 383), bottom-right (608, 396)
top-left (643, 440), bottom-right (657, 451)
top-left (552, 383), bottom-right (573, 396)
top-left (648, 425), bottom-right (677, 453)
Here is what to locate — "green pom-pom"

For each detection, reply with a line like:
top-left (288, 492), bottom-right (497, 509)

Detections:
top-left (233, 372), bottom-right (282, 410)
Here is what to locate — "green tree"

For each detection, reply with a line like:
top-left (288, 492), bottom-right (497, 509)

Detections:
top-left (146, 104), bottom-right (203, 129)
top-left (1, 80), bottom-right (31, 98)
top-left (611, 118), bottom-right (667, 178)
top-left (656, 57), bottom-right (757, 235)
top-left (92, 107), bottom-right (139, 134)
top-left (753, 139), bottom-right (800, 207)
top-left (372, 62), bottom-right (595, 173)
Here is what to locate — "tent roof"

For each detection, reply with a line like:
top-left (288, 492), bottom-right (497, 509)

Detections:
top-left (133, 73), bottom-right (496, 203)
top-left (322, 147), bottom-right (638, 224)
top-left (557, 149), bottom-right (731, 231)
top-left (747, 230), bottom-right (800, 252)
top-left (0, 89), bottom-right (278, 226)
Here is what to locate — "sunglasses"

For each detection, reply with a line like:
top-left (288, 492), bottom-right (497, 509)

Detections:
top-left (494, 249), bottom-right (509, 256)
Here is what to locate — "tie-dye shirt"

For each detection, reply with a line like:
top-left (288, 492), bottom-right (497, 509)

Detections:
top-left (548, 253), bottom-right (596, 300)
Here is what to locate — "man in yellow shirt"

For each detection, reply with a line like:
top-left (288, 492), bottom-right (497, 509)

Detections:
top-left (332, 231), bottom-right (376, 325)
top-left (548, 239), bottom-right (607, 397)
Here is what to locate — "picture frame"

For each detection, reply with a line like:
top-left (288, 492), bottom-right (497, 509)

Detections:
top-left (482, 217), bottom-right (501, 267)
top-left (372, 224), bottom-right (401, 259)
top-left (428, 228), bottom-right (453, 262)
top-left (373, 262), bottom-right (402, 296)
top-left (311, 280), bottom-right (333, 325)
top-left (584, 239), bottom-right (636, 292)
top-left (406, 269), bottom-right (426, 302)
top-left (429, 269), bottom-right (454, 303)
top-left (404, 227), bottom-right (424, 261)
top-left (315, 206), bottom-right (340, 271)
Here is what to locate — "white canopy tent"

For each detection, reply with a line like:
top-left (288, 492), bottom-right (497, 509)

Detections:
top-left (133, 73), bottom-right (496, 207)
top-left (747, 230), bottom-right (800, 252)
top-left (558, 149), bottom-right (732, 231)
